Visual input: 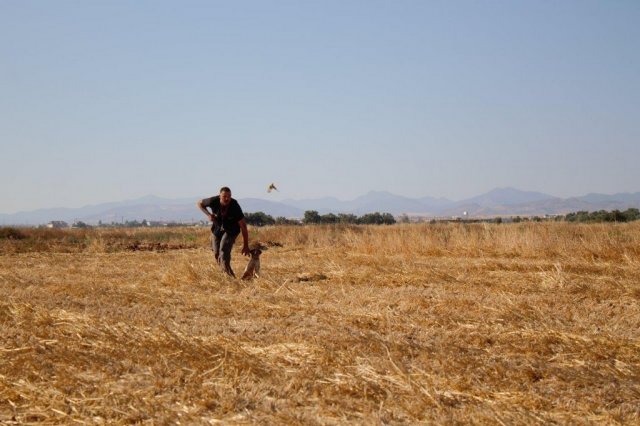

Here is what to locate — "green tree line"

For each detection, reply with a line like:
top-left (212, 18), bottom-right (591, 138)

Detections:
top-left (564, 208), bottom-right (640, 223)
top-left (244, 210), bottom-right (396, 227)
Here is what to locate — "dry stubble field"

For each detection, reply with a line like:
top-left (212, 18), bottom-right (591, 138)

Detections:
top-left (1, 223), bottom-right (639, 424)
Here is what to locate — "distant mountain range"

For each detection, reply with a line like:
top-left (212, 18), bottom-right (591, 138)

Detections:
top-left (2, 188), bottom-right (640, 225)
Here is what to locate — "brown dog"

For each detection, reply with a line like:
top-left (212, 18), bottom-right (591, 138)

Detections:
top-left (241, 245), bottom-right (264, 280)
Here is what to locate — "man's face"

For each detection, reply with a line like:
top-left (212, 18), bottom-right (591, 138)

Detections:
top-left (220, 190), bottom-right (231, 206)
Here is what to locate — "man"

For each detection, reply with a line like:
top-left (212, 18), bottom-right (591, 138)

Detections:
top-left (197, 187), bottom-right (250, 277)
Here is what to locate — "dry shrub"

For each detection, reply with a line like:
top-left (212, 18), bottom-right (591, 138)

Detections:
top-left (1, 223), bottom-right (639, 424)
top-left (0, 227), bottom-right (28, 240)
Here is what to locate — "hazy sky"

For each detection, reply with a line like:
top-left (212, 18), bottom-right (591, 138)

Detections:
top-left (1, 1), bottom-right (639, 214)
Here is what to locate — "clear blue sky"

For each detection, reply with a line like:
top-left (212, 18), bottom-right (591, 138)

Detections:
top-left (1, 1), bottom-right (639, 213)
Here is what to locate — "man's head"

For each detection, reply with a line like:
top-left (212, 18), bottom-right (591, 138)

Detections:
top-left (219, 187), bottom-right (232, 206)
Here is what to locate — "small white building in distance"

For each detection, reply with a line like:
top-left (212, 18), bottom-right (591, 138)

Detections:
top-left (47, 221), bottom-right (69, 229)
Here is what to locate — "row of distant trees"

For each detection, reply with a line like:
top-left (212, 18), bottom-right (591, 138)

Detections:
top-left (10, 208), bottom-right (637, 231)
top-left (487, 208), bottom-right (640, 224)
top-left (81, 219), bottom-right (185, 228)
top-left (563, 208), bottom-right (640, 223)
top-left (245, 208), bottom-right (640, 227)
top-left (244, 210), bottom-right (396, 226)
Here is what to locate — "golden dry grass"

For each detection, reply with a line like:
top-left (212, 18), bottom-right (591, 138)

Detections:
top-left (1, 223), bottom-right (639, 424)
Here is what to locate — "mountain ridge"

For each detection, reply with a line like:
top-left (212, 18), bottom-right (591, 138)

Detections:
top-left (2, 188), bottom-right (639, 225)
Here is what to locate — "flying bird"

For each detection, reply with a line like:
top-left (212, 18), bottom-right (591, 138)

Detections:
top-left (267, 183), bottom-right (278, 193)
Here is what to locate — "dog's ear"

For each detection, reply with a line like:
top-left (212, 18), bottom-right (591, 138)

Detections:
top-left (250, 242), bottom-right (267, 251)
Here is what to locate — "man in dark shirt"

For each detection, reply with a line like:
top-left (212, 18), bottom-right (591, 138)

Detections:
top-left (197, 187), bottom-right (250, 277)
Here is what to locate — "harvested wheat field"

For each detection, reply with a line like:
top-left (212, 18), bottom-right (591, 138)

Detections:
top-left (1, 223), bottom-right (639, 424)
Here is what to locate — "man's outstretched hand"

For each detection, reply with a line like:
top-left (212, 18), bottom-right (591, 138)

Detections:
top-left (242, 244), bottom-right (251, 257)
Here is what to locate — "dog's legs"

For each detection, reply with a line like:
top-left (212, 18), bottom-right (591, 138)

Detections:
top-left (241, 258), bottom-right (256, 280)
